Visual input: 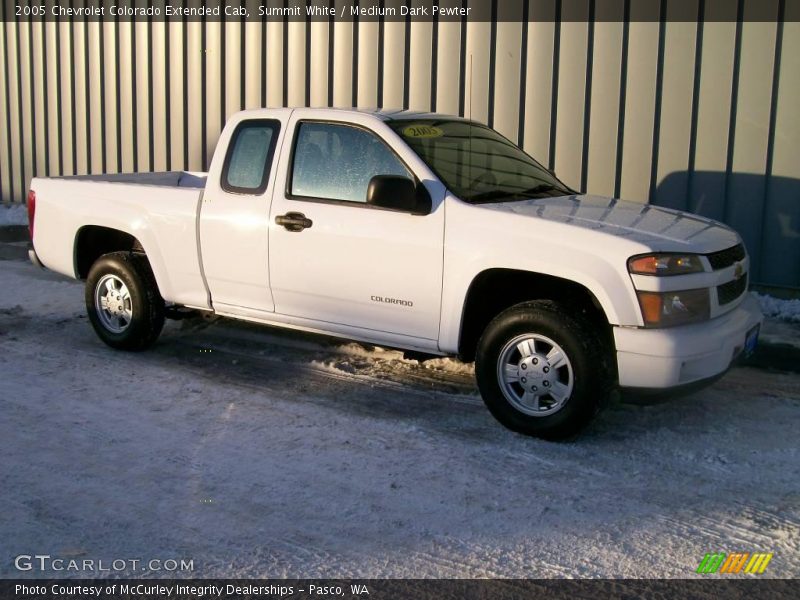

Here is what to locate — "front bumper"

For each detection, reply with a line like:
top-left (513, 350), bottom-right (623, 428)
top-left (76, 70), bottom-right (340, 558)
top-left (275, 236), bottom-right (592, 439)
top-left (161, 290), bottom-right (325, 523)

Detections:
top-left (614, 294), bottom-right (763, 389)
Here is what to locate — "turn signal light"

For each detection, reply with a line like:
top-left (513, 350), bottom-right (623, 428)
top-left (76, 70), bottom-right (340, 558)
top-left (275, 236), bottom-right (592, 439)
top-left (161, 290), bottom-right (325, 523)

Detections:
top-left (628, 253), bottom-right (704, 276)
top-left (636, 289), bottom-right (710, 327)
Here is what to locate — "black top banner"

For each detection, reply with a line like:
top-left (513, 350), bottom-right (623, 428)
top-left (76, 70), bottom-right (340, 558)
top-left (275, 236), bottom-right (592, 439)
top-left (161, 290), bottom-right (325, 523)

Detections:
top-left (2, 579), bottom-right (799, 600)
top-left (1, 0), bottom-right (797, 23)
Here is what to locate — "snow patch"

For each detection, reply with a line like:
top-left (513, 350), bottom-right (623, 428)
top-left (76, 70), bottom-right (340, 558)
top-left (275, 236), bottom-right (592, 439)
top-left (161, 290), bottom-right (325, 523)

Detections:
top-left (333, 342), bottom-right (474, 375)
top-left (1, 259), bottom-right (799, 578)
top-left (753, 292), bottom-right (800, 323)
top-left (0, 203), bottom-right (27, 226)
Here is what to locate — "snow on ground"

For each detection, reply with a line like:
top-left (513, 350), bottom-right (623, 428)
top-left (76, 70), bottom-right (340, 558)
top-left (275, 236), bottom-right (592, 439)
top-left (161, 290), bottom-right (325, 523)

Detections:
top-left (754, 292), bottom-right (800, 324)
top-left (0, 258), bottom-right (798, 579)
top-left (0, 203), bottom-right (27, 226)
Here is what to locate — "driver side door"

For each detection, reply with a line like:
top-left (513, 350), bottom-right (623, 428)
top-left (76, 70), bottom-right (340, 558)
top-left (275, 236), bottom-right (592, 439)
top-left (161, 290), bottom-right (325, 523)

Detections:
top-left (268, 116), bottom-right (445, 345)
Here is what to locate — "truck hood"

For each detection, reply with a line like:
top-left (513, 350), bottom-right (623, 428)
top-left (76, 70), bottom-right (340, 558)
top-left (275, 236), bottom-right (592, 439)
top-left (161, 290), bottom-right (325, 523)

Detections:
top-left (476, 194), bottom-right (741, 254)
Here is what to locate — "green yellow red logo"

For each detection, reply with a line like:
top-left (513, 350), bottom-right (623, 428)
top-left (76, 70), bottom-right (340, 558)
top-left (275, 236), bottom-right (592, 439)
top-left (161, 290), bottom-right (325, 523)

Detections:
top-left (696, 552), bottom-right (773, 574)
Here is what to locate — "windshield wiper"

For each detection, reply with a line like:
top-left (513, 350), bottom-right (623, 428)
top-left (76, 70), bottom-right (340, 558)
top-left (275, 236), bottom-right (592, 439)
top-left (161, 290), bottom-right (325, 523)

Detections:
top-left (468, 183), bottom-right (570, 203)
top-left (467, 189), bottom-right (519, 203)
top-left (517, 183), bottom-right (563, 196)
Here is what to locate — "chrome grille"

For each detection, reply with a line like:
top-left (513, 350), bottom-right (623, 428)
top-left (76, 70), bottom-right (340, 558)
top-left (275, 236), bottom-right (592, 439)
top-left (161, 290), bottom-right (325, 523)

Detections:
top-left (717, 276), bottom-right (747, 306)
top-left (706, 244), bottom-right (746, 270)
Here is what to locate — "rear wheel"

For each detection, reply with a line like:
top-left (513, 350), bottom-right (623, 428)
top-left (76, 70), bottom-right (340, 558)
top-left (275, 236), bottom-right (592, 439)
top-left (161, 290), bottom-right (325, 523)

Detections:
top-left (85, 252), bottom-right (164, 351)
top-left (475, 300), bottom-right (612, 440)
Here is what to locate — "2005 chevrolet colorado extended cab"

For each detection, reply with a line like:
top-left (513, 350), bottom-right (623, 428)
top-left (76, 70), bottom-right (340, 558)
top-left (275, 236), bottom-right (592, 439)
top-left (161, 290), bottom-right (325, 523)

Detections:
top-left (27, 108), bottom-right (763, 439)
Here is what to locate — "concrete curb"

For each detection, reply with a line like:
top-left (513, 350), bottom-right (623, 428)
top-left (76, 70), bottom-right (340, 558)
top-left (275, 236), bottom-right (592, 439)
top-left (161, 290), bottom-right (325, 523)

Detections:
top-left (0, 225), bottom-right (28, 243)
top-left (0, 226), bottom-right (29, 261)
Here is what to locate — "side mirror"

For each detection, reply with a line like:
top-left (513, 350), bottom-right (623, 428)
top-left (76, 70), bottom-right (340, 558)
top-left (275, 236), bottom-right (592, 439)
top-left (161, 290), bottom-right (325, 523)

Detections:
top-left (366, 175), bottom-right (431, 215)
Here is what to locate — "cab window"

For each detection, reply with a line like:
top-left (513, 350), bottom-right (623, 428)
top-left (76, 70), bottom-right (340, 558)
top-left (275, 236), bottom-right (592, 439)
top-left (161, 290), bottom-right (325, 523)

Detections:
top-left (290, 122), bottom-right (411, 203)
top-left (222, 120), bottom-right (280, 194)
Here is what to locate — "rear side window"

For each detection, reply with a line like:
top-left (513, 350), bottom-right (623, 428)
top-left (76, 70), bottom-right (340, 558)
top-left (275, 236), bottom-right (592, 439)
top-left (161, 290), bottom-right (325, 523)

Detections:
top-left (222, 119), bottom-right (280, 194)
top-left (290, 122), bottom-right (411, 203)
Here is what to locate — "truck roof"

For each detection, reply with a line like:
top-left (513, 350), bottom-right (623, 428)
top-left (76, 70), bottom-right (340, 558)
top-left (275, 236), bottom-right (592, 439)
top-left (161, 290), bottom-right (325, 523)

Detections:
top-left (237, 107), bottom-right (469, 123)
top-left (361, 108), bottom-right (469, 122)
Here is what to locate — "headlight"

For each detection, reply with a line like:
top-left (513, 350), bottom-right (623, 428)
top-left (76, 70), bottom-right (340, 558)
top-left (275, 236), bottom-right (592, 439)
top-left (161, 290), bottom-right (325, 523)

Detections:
top-left (636, 289), bottom-right (710, 327)
top-left (628, 253), bottom-right (704, 275)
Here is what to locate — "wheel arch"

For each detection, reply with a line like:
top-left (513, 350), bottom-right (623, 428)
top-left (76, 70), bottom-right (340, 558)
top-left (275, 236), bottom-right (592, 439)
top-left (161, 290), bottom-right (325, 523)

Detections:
top-left (73, 225), bottom-right (147, 280)
top-left (457, 268), bottom-right (615, 363)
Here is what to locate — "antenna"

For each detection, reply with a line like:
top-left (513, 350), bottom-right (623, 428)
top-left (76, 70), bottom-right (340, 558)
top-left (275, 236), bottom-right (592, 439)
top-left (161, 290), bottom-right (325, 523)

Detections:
top-left (469, 53), bottom-right (473, 185)
top-left (468, 53), bottom-right (473, 122)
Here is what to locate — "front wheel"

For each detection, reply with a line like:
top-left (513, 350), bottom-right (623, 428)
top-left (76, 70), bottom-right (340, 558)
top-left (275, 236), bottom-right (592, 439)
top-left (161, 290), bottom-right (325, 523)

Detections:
top-left (85, 252), bottom-right (165, 351)
top-left (475, 300), bottom-right (612, 440)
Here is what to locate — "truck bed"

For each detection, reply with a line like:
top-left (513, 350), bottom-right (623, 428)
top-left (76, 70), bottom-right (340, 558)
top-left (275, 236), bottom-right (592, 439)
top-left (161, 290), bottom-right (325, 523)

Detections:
top-left (30, 172), bottom-right (209, 310)
top-left (54, 171), bottom-right (208, 189)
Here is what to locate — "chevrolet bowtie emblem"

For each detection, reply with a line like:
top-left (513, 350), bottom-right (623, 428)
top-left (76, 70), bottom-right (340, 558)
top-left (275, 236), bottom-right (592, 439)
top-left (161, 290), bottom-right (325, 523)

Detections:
top-left (734, 262), bottom-right (744, 279)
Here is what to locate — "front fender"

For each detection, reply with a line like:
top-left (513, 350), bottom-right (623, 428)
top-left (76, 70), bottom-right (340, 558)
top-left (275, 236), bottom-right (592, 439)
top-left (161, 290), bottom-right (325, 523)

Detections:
top-left (437, 198), bottom-right (646, 354)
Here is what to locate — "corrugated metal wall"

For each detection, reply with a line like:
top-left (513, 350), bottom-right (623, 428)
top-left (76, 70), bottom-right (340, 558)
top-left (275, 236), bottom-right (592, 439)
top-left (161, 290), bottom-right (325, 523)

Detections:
top-left (1, 1), bottom-right (798, 287)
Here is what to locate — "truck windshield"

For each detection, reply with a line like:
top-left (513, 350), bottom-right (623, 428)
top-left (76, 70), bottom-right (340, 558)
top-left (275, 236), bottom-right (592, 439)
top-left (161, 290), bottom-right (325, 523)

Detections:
top-left (389, 119), bottom-right (574, 203)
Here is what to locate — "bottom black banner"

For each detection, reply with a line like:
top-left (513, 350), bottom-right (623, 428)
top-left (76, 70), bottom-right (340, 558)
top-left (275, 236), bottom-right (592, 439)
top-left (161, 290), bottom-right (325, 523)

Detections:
top-left (1, 579), bottom-right (798, 600)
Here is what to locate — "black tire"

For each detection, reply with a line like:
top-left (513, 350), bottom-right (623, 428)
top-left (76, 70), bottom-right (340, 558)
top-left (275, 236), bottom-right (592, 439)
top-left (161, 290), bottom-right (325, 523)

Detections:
top-left (85, 251), bottom-right (165, 351)
top-left (475, 300), bottom-right (612, 440)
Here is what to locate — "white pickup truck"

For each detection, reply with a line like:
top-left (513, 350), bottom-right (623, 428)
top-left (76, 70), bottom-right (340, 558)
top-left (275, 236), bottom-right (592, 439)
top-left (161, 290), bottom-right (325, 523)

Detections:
top-left (27, 108), bottom-right (762, 439)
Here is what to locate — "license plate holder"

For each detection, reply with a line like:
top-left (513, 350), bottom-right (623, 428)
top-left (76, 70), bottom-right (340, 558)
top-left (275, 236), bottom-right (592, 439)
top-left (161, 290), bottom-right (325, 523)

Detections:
top-left (744, 324), bottom-right (760, 357)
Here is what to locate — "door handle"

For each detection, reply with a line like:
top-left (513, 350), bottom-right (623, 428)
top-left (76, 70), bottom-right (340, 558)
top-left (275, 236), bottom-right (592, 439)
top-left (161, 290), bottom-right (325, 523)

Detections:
top-left (275, 212), bottom-right (313, 232)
